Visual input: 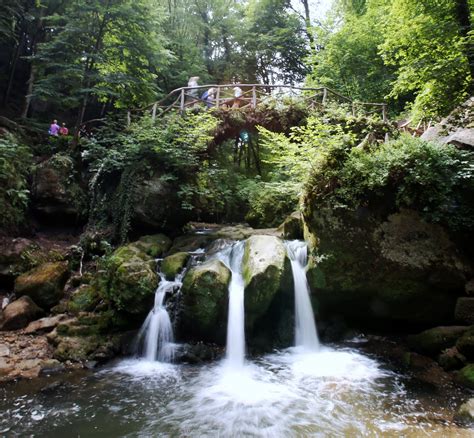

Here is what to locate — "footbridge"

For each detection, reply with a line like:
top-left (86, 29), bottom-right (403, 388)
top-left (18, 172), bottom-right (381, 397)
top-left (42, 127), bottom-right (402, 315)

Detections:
top-left (128, 84), bottom-right (388, 125)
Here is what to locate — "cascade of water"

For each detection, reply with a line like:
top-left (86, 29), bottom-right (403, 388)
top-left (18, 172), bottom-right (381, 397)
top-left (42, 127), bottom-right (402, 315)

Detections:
top-left (214, 241), bottom-right (246, 368)
top-left (135, 270), bottom-right (185, 363)
top-left (285, 240), bottom-right (320, 351)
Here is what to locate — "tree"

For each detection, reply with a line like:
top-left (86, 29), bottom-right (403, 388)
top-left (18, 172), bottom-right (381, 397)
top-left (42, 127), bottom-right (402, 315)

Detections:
top-left (32, 0), bottom-right (169, 132)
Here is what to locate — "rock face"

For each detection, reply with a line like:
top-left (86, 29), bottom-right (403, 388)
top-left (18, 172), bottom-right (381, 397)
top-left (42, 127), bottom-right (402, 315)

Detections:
top-left (132, 173), bottom-right (186, 231)
top-left (456, 327), bottom-right (474, 360)
top-left (15, 262), bottom-right (69, 310)
top-left (0, 238), bottom-right (36, 286)
top-left (242, 235), bottom-right (293, 341)
top-left (161, 252), bottom-right (190, 280)
top-left (32, 153), bottom-right (87, 222)
top-left (180, 259), bottom-right (231, 342)
top-left (457, 364), bottom-right (474, 389)
top-left (304, 208), bottom-right (472, 325)
top-left (422, 97), bottom-right (474, 149)
top-left (407, 326), bottom-right (469, 356)
top-left (0, 296), bottom-right (44, 331)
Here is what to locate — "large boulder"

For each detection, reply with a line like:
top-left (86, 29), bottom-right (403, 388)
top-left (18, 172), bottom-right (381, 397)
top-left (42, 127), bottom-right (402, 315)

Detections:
top-left (180, 259), bottom-right (231, 342)
top-left (133, 234), bottom-right (171, 258)
top-left (305, 208), bottom-right (472, 325)
top-left (14, 262), bottom-right (69, 310)
top-left (422, 97), bottom-right (474, 149)
top-left (407, 326), bottom-right (469, 356)
top-left (32, 153), bottom-right (87, 223)
top-left (0, 296), bottom-right (44, 330)
top-left (242, 236), bottom-right (292, 330)
top-left (0, 238), bottom-right (37, 286)
top-left (97, 240), bottom-right (160, 316)
top-left (457, 364), bottom-right (474, 389)
top-left (161, 252), bottom-right (190, 280)
top-left (454, 398), bottom-right (474, 426)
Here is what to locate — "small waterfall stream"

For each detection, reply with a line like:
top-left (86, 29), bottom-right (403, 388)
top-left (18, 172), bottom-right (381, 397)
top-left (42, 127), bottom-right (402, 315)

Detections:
top-left (285, 240), bottom-right (320, 351)
top-left (135, 270), bottom-right (186, 363)
top-left (224, 241), bottom-right (246, 368)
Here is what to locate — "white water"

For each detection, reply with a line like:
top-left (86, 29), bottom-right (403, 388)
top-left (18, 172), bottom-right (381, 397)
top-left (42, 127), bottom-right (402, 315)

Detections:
top-left (225, 241), bottom-right (246, 368)
top-left (285, 240), bottom-right (320, 351)
top-left (135, 271), bottom-right (184, 362)
top-left (213, 241), bottom-right (247, 369)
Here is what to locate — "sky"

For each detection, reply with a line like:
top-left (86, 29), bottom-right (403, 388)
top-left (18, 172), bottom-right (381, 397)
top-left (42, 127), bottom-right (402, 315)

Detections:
top-left (291, 0), bottom-right (334, 21)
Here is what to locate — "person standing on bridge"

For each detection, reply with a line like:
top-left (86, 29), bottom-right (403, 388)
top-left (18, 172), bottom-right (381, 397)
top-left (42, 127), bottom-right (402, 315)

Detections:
top-left (233, 86), bottom-right (243, 108)
top-left (188, 76), bottom-right (200, 101)
top-left (201, 87), bottom-right (216, 108)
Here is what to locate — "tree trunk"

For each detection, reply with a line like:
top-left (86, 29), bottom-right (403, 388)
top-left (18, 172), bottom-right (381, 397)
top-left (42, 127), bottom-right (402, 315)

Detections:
top-left (21, 65), bottom-right (36, 118)
top-left (3, 31), bottom-right (25, 107)
top-left (300, 0), bottom-right (314, 47)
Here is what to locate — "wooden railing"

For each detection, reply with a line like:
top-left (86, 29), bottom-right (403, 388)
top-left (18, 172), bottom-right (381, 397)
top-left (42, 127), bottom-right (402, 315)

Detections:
top-left (128, 84), bottom-right (388, 125)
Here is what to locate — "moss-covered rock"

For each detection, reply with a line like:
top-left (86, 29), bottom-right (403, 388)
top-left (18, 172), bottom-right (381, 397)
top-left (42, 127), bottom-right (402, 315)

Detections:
top-left (67, 285), bottom-right (101, 314)
top-left (304, 207), bottom-right (472, 325)
top-left (180, 259), bottom-right (231, 342)
top-left (437, 347), bottom-right (466, 371)
top-left (14, 261), bottom-right (69, 310)
top-left (134, 234), bottom-right (172, 258)
top-left (456, 326), bottom-right (474, 360)
top-left (242, 235), bottom-right (292, 329)
top-left (98, 242), bottom-right (158, 316)
top-left (457, 364), bottom-right (474, 389)
top-left (161, 252), bottom-right (190, 280)
top-left (454, 398), bottom-right (474, 426)
top-left (408, 326), bottom-right (469, 356)
top-left (32, 153), bottom-right (87, 223)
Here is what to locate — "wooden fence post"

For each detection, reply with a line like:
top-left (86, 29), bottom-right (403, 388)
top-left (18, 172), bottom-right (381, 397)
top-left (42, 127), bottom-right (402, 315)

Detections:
top-left (151, 103), bottom-right (157, 122)
top-left (322, 88), bottom-right (327, 106)
top-left (352, 102), bottom-right (356, 117)
top-left (126, 111), bottom-right (131, 127)
top-left (382, 104), bottom-right (388, 123)
top-left (216, 86), bottom-right (220, 109)
top-left (251, 86), bottom-right (257, 108)
top-left (180, 89), bottom-right (185, 114)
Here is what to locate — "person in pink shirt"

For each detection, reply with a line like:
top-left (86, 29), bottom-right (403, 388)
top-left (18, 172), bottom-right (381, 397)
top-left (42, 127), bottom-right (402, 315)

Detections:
top-left (59, 123), bottom-right (69, 136)
top-left (48, 120), bottom-right (60, 136)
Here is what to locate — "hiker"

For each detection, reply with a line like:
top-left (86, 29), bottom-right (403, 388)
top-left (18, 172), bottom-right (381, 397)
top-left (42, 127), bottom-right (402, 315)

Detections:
top-left (188, 76), bottom-right (200, 100)
top-left (233, 87), bottom-right (243, 108)
top-left (48, 120), bottom-right (60, 136)
top-left (201, 87), bottom-right (216, 108)
top-left (59, 123), bottom-right (69, 136)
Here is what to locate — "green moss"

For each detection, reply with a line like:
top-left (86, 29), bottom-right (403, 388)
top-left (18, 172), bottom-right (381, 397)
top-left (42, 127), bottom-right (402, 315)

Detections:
top-left (134, 234), bottom-right (172, 258)
top-left (68, 286), bottom-right (100, 314)
top-left (457, 364), bottom-right (474, 389)
top-left (408, 326), bottom-right (469, 356)
top-left (161, 252), bottom-right (190, 280)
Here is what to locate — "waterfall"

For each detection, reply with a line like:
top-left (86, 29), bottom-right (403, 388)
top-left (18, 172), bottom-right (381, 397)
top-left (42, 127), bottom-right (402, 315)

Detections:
top-left (135, 271), bottom-right (184, 363)
top-left (214, 241), bottom-right (246, 368)
top-left (285, 240), bottom-right (320, 351)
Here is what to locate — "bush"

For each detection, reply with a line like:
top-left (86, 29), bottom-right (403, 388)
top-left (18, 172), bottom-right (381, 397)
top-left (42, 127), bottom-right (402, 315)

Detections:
top-left (305, 134), bottom-right (474, 232)
top-left (0, 133), bottom-right (32, 231)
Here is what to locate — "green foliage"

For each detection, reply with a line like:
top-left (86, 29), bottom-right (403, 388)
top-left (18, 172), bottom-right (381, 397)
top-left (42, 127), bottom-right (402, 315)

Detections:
top-left (305, 133), bottom-right (474, 231)
top-left (0, 134), bottom-right (32, 231)
top-left (380, 0), bottom-right (472, 119)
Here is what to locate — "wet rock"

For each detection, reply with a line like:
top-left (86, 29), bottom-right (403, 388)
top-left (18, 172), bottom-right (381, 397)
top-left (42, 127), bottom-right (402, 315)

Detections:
top-left (0, 238), bottom-right (37, 284)
top-left (15, 261), bottom-right (69, 310)
top-left (52, 333), bottom-right (121, 363)
top-left (466, 279), bottom-right (474, 296)
top-left (278, 211), bottom-right (303, 240)
top-left (180, 259), bottom-right (231, 342)
top-left (455, 297), bottom-right (474, 324)
top-left (32, 153), bottom-right (87, 223)
top-left (242, 235), bottom-right (292, 328)
top-left (454, 398), bottom-right (474, 426)
top-left (437, 347), bottom-right (466, 371)
top-left (305, 208), bottom-right (472, 325)
top-left (456, 326), bottom-right (474, 360)
top-left (408, 326), bottom-right (469, 356)
top-left (403, 352), bottom-right (453, 387)
top-left (98, 242), bottom-right (158, 316)
top-left (456, 364), bottom-right (474, 389)
top-left (175, 342), bottom-right (223, 364)
top-left (161, 252), bottom-right (190, 280)
top-left (23, 314), bottom-right (67, 334)
top-left (0, 296), bottom-right (44, 331)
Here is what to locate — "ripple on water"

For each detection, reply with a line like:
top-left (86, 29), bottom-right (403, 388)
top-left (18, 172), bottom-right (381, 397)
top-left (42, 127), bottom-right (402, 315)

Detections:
top-left (0, 347), bottom-right (472, 437)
